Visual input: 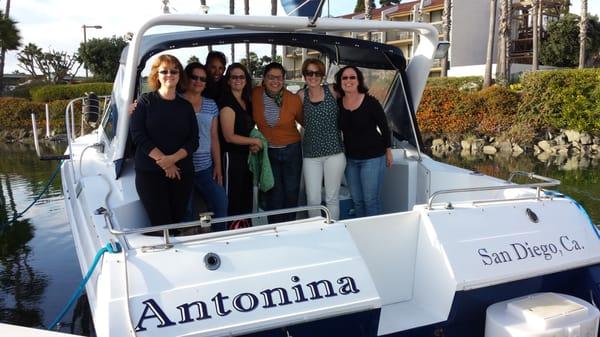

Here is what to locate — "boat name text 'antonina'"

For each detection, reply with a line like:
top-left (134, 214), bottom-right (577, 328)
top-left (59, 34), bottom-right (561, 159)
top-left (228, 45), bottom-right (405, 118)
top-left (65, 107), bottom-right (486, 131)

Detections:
top-left (135, 275), bottom-right (360, 331)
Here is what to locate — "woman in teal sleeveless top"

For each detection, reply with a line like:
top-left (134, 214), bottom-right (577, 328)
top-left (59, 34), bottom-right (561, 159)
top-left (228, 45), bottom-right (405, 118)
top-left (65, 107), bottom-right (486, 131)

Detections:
top-left (297, 59), bottom-right (346, 220)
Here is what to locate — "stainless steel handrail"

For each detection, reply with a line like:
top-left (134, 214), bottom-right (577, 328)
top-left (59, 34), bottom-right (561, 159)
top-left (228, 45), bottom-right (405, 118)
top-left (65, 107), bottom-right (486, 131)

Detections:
top-left (426, 171), bottom-right (560, 209)
top-left (105, 205), bottom-right (333, 249)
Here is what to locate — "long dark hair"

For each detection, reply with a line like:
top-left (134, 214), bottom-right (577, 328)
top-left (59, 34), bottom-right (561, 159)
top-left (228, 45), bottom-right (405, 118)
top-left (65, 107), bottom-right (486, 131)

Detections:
top-left (333, 65), bottom-right (369, 96)
top-left (222, 63), bottom-right (253, 106)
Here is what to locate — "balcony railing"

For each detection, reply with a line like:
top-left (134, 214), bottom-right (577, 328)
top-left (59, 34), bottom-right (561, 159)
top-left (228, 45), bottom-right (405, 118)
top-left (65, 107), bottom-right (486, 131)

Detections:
top-left (387, 30), bottom-right (412, 41)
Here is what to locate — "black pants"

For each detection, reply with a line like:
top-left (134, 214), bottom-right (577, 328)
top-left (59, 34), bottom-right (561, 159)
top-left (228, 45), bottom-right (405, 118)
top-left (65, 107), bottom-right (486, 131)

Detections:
top-left (223, 151), bottom-right (253, 216)
top-left (135, 169), bottom-right (193, 226)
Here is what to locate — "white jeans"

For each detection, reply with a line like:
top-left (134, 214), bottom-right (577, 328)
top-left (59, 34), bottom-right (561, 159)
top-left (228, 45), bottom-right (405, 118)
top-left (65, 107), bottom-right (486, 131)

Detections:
top-left (303, 152), bottom-right (346, 220)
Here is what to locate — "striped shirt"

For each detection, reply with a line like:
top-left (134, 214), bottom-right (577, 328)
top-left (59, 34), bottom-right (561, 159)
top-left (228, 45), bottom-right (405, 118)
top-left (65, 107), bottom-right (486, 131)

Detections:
top-left (263, 92), bottom-right (281, 128)
top-left (192, 98), bottom-right (219, 172)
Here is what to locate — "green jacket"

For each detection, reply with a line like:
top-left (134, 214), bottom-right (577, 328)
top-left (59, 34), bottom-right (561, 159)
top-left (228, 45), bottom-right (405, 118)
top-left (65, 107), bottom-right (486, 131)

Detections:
top-left (248, 129), bottom-right (274, 192)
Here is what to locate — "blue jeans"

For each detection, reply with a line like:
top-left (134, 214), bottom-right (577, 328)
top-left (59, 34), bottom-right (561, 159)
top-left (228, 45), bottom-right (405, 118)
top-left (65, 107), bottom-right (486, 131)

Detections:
top-left (188, 166), bottom-right (228, 231)
top-left (265, 142), bottom-right (302, 223)
top-left (345, 155), bottom-right (385, 217)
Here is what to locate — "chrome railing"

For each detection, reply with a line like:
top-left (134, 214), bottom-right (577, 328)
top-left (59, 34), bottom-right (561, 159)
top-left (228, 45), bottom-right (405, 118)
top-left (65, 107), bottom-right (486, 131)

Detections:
top-left (103, 205), bottom-right (333, 251)
top-left (426, 171), bottom-right (561, 209)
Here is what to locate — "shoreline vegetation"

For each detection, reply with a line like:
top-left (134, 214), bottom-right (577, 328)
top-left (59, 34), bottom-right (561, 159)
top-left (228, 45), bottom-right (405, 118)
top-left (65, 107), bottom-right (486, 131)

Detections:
top-left (1, 69), bottom-right (598, 161)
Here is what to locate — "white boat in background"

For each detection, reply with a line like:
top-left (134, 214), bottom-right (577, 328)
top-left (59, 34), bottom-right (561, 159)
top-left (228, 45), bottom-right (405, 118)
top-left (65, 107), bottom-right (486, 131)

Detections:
top-left (33, 11), bottom-right (600, 337)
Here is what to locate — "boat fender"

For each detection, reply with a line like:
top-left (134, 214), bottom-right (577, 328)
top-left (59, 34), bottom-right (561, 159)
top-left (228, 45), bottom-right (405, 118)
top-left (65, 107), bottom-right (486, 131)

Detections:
top-left (83, 92), bottom-right (100, 126)
top-left (204, 252), bottom-right (221, 271)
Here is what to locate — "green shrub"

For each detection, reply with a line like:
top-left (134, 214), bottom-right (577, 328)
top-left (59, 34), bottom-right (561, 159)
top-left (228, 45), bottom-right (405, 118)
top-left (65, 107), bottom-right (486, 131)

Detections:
top-left (519, 69), bottom-right (600, 133)
top-left (0, 97), bottom-right (82, 136)
top-left (417, 86), bottom-right (480, 135)
top-left (0, 97), bottom-right (45, 130)
top-left (477, 85), bottom-right (520, 135)
top-left (31, 82), bottom-right (112, 102)
top-left (426, 76), bottom-right (483, 91)
top-left (8, 79), bottom-right (48, 99)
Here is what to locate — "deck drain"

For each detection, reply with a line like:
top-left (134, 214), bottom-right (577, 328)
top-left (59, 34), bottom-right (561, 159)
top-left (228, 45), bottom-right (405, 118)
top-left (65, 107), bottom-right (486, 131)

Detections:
top-left (204, 252), bottom-right (221, 270)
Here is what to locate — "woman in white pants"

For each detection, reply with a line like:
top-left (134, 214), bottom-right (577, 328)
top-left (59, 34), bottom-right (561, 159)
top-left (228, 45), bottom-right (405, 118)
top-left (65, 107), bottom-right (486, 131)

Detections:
top-left (297, 59), bottom-right (346, 220)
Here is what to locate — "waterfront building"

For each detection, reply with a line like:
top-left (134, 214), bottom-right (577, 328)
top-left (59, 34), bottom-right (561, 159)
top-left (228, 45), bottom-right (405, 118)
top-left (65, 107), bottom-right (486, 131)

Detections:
top-left (282, 0), bottom-right (568, 79)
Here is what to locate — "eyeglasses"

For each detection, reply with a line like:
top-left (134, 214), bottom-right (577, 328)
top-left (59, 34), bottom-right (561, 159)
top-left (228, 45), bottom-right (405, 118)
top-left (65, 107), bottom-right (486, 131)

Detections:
top-left (265, 75), bottom-right (284, 82)
top-left (303, 70), bottom-right (323, 78)
top-left (189, 75), bottom-right (207, 82)
top-left (341, 75), bottom-right (357, 81)
top-left (158, 70), bottom-right (179, 75)
top-left (229, 74), bottom-right (246, 80)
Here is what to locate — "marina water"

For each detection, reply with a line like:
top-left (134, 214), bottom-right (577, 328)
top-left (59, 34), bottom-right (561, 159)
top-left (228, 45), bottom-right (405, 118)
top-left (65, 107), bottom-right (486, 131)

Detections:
top-left (0, 143), bottom-right (598, 335)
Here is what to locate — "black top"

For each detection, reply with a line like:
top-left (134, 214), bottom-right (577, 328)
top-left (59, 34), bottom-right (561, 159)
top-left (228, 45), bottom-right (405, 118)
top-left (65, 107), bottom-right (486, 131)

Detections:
top-left (338, 95), bottom-right (391, 160)
top-left (203, 78), bottom-right (223, 102)
top-left (130, 91), bottom-right (199, 173)
top-left (219, 92), bottom-right (255, 154)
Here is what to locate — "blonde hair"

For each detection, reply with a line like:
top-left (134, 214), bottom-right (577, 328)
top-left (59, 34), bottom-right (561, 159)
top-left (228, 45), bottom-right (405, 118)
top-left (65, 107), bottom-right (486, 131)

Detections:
top-left (147, 54), bottom-right (185, 92)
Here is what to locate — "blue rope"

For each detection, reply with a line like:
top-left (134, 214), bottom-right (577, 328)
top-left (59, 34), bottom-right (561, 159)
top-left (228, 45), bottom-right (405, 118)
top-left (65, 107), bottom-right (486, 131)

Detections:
top-left (48, 242), bottom-right (122, 331)
top-left (0, 161), bottom-right (63, 230)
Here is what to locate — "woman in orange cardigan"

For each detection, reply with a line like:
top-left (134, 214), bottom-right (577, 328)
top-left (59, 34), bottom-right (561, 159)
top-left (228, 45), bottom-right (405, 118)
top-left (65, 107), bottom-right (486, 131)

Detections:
top-left (252, 62), bottom-right (303, 223)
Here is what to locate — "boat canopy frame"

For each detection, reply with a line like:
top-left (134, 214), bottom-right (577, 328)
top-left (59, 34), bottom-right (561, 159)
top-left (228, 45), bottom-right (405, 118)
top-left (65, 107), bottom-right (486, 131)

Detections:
top-left (119, 29), bottom-right (408, 72)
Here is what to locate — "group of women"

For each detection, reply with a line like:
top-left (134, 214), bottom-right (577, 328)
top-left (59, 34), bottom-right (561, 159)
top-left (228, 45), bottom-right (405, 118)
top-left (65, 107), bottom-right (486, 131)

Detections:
top-left (129, 52), bottom-right (392, 232)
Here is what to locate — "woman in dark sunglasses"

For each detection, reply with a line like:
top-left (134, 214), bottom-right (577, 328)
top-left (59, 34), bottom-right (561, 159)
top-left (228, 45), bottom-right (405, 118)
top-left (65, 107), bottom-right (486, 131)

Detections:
top-left (297, 59), bottom-right (346, 220)
top-left (130, 54), bottom-right (199, 227)
top-left (334, 65), bottom-right (392, 217)
top-left (182, 62), bottom-right (228, 230)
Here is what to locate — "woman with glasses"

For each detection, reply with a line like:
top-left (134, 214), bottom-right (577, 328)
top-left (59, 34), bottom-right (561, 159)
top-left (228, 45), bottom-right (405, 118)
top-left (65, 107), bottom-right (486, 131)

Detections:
top-left (335, 65), bottom-right (392, 217)
top-left (252, 62), bottom-right (303, 223)
top-left (130, 54), bottom-right (199, 227)
top-left (296, 59), bottom-right (345, 220)
top-left (219, 63), bottom-right (262, 216)
top-left (182, 62), bottom-right (228, 229)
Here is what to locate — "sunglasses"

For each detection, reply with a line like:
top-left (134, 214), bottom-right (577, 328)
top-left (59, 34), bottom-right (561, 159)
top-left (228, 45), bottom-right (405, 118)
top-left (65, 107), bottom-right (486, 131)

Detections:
top-left (341, 75), bottom-right (357, 81)
top-left (229, 74), bottom-right (246, 80)
top-left (303, 70), bottom-right (323, 77)
top-left (158, 70), bottom-right (179, 75)
top-left (189, 75), bottom-right (207, 82)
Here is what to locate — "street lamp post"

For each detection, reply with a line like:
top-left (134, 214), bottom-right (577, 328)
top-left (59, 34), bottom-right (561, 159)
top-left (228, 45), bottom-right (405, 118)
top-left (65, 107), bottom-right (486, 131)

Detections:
top-left (82, 25), bottom-right (102, 78)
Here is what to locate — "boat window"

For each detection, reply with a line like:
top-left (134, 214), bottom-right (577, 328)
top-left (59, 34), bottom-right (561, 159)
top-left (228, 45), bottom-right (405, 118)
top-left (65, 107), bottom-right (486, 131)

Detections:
top-left (100, 66), bottom-right (126, 143)
top-left (326, 64), bottom-right (395, 104)
top-left (101, 98), bottom-right (117, 142)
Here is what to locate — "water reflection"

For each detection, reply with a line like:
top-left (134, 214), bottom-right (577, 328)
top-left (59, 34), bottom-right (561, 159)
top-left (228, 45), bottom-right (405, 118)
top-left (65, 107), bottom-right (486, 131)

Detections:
top-left (0, 142), bottom-right (82, 333)
top-left (431, 151), bottom-right (600, 225)
top-left (0, 174), bottom-right (48, 328)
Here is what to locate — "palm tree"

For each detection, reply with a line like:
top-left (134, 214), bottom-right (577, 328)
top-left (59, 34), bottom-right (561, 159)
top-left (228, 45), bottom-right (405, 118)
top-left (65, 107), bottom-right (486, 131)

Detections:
top-left (244, 0), bottom-right (250, 70)
top-left (531, 0), bottom-right (539, 70)
top-left (496, 0), bottom-right (510, 86)
top-left (579, 0), bottom-right (588, 68)
top-left (364, 0), bottom-right (375, 41)
top-left (483, 0), bottom-right (496, 88)
top-left (271, 0), bottom-right (277, 61)
top-left (0, 1), bottom-right (21, 95)
top-left (441, 0), bottom-right (451, 77)
top-left (230, 0), bottom-right (235, 62)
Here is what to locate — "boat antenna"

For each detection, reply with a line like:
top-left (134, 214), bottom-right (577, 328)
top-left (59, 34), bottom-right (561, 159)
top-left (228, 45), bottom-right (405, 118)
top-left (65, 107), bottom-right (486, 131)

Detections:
top-left (309, 0), bottom-right (327, 26)
top-left (161, 0), bottom-right (170, 13)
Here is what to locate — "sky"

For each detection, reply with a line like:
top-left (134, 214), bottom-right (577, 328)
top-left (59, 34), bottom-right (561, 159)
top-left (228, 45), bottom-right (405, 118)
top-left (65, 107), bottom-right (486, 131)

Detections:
top-left (2, 0), bottom-right (599, 75)
top-left (2, 0), bottom-right (356, 75)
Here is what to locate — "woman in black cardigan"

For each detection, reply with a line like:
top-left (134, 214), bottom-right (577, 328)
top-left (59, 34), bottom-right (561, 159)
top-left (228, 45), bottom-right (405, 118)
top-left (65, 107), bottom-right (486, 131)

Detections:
top-left (130, 54), bottom-right (199, 226)
top-left (335, 65), bottom-right (393, 217)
